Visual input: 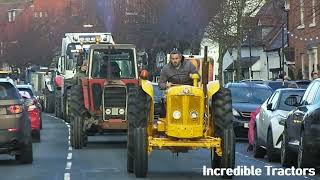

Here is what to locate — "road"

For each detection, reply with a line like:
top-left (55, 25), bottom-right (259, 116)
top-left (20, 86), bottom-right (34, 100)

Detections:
top-left (0, 113), bottom-right (318, 180)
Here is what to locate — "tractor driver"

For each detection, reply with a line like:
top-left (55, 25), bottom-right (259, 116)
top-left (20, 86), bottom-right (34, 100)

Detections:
top-left (158, 50), bottom-right (198, 90)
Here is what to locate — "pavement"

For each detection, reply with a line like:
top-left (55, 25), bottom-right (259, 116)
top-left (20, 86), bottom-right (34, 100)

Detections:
top-left (0, 113), bottom-right (318, 180)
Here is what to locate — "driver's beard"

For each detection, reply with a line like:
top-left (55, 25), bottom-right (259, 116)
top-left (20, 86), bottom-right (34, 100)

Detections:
top-left (172, 62), bottom-right (181, 68)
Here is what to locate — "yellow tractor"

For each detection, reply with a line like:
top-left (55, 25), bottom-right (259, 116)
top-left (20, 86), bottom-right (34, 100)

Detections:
top-left (127, 48), bottom-right (235, 178)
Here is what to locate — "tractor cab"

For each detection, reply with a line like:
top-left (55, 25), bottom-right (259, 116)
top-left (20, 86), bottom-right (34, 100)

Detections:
top-left (69, 44), bottom-right (140, 149)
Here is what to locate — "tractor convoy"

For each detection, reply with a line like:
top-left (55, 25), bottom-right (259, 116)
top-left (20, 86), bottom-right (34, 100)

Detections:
top-left (37, 32), bottom-right (235, 178)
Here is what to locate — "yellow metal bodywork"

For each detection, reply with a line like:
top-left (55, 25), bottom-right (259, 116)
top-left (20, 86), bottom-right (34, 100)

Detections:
top-left (207, 81), bottom-right (220, 100)
top-left (139, 66), bottom-right (223, 157)
top-left (165, 85), bottom-right (204, 138)
top-left (140, 79), bottom-right (154, 135)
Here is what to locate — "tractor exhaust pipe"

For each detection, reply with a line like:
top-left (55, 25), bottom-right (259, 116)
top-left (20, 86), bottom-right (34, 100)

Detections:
top-left (202, 46), bottom-right (209, 95)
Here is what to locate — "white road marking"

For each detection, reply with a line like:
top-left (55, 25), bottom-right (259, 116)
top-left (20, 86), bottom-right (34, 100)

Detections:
top-left (65, 162), bottom-right (72, 170)
top-left (69, 146), bottom-right (72, 151)
top-left (64, 173), bottom-right (70, 180)
top-left (236, 152), bottom-right (272, 166)
top-left (67, 153), bottom-right (72, 160)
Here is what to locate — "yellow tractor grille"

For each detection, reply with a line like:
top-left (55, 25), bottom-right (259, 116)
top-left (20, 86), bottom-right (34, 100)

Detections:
top-left (168, 95), bottom-right (202, 125)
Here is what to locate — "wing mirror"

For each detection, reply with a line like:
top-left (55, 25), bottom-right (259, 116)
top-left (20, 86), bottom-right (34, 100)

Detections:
top-left (266, 103), bottom-right (273, 111)
top-left (279, 118), bottom-right (286, 126)
top-left (284, 95), bottom-right (299, 107)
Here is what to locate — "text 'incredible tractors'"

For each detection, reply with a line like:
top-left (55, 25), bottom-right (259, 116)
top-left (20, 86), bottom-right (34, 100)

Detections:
top-left (127, 53), bottom-right (235, 178)
top-left (69, 44), bottom-right (139, 149)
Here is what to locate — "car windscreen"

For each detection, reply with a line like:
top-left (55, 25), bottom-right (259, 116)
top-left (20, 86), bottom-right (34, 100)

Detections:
top-left (0, 83), bottom-right (20, 100)
top-left (91, 49), bottom-right (136, 79)
top-left (18, 88), bottom-right (34, 97)
top-left (295, 82), bottom-right (310, 89)
top-left (229, 87), bottom-right (273, 104)
top-left (278, 91), bottom-right (305, 111)
top-left (267, 82), bottom-right (296, 90)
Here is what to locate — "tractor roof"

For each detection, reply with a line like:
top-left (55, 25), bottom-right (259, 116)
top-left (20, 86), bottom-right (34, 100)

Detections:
top-left (90, 44), bottom-right (136, 50)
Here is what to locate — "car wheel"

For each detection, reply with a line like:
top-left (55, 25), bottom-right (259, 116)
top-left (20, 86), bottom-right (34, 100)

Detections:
top-left (297, 130), bottom-right (313, 168)
top-left (253, 127), bottom-right (266, 158)
top-left (267, 128), bottom-right (279, 162)
top-left (32, 130), bottom-right (41, 143)
top-left (281, 126), bottom-right (296, 167)
top-left (16, 140), bottom-right (33, 164)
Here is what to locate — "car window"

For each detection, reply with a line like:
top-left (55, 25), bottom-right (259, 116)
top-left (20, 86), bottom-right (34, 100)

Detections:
top-left (229, 87), bottom-right (272, 104)
top-left (278, 91), bottom-right (305, 111)
top-left (311, 83), bottom-right (320, 104)
top-left (267, 92), bottom-right (277, 104)
top-left (305, 81), bottom-right (320, 105)
top-left (301, 81), bottom-right (314, 104)
top-left (0, 83), bottom-right (20, 100)
top-left (18, 88), bottom-right (34, 97)
top-left (269, 92), bottom-right (280, 109)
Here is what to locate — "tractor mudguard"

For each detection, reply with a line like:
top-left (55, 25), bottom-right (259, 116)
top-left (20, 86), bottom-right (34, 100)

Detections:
top-left (140, 79), bottom-right (154, 123)
top-left (207, 81), bottom-right (220, 100)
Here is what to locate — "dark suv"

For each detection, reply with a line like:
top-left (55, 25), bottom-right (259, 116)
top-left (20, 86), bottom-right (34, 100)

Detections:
top-left (0, 79), bottom-right (33, 163)
top-left (281, 78), bottom-right (320, 168)
top-left (225, 83), bottom-right (273, 138)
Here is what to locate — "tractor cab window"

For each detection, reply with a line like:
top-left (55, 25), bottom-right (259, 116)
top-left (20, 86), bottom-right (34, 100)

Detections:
top-left (91, 49), bottom-right (135, 79)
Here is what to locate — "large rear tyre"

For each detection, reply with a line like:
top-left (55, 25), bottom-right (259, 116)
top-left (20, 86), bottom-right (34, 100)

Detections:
top-left (127, 87), bottom-right (150, 177)
top-left (55, 90), bottom-right (62, 118)
top-left (70, 85), bottom-right (86, 149)
top-left (211, 88), bottom-right (235, 179)
top-left (71, 116), bottom-right (84, 149)
top-left (64, 89), bottom-right (72, 123)
top-left (133, 127), bottom-right (148, 178)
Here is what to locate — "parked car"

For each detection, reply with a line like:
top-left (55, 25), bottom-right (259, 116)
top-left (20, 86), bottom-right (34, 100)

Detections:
top-left (16, 84), bottom-right (42, 129)
top-left (262, 81), bottom-right (298, 91)
top-left (152, 83), bottom-right (164, 119)
top-left (19, 91), bottom-right (41, 142)
top-left (225, 83), bottom-right (273, 139)
top-left (0, 79), bottom-right (33, 163)
top-left (240, 79), bottom-right (265, 84)
top-left (294, 80), bottom-right (311, 89)
top-left (253, 88), bottom-right (305, 162)
top-left (281, 79), bottom-right (320, 168)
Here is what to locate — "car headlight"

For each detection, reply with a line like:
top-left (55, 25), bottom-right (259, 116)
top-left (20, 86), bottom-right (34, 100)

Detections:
top-left (105, 108), bottom-right (112, 115)
top-left (232, 108), bottom-right (240, 116)
top-left (119, 108), bottom-right (125, 115)
top-left (173, 110), bottom-right (181, 120)
top-left (190, 111), bottom-right (198, 119)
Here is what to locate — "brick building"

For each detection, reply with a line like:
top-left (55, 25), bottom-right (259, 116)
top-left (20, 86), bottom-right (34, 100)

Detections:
top-left (286, 0), bottom-right (320, 80)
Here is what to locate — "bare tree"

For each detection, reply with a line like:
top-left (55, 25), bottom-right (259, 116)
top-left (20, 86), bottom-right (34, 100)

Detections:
top-left (206, 0), bottom-right (265, 83)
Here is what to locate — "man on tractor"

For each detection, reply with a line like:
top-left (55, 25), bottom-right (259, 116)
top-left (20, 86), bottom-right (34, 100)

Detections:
top-left (158, 50), bottom-right (197, 90)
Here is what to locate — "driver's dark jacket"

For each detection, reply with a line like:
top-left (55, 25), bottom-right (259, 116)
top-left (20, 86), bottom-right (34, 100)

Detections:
top-left (158, 59), bottom-right (197, 90)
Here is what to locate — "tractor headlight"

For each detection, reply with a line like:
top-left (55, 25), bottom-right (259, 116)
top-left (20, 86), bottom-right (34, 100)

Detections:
top-left (173, 110), bottom-right (181, 120)
top-left (105, 108), bottom-right (112, 115)
top-left (232, 108), bottom-right (240, 116)
top-left (190, 111), bottom-right (198, 119)
top-left (119, 108), bottom-right (125, 115)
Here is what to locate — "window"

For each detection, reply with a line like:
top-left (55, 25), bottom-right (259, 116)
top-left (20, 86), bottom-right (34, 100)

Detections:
top-left (0, 83), bottom-right (20, 100)
top-left (8, 11), bottom-right (12, 22)
top-left (298, 0), bottom-right (305, 29)
top-left (39, 11), bottom-right (43, 18)
top-left (270, 92), bottom-right (280, 109)
top-left (305, 82), bottom-right (320, 105)
top-left (34, 12), bottom-right (38, 18)
top-left (310, 0), bottom-right (316, 27)
top-left (91, 49), bottom-right (136, 79)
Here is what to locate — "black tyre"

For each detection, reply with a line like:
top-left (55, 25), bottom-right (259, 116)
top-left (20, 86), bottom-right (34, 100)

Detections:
top-left (44, 89), bottom-right (54, 113)
top-left (211, 88), bottom-right (235, 179)
top-left (253, 127), bottom-right (266, 158)
top-left (267, 128), bottom-right (279, 162)
top-left (134, 127), bottom-right (148, 178)
top-left (71, 116), bottom-right (84, 149)
top-left (281, 126), bottom-right (296, 167)
top-left (55, 90), bottom-right (61, 118)
top-left (127, 87), bottom-right (150, 176)
top-left (64, 89), bottom-right (72, 123)
top-left (297, 130), bottom-right (313, 168)
top-left (70, 85), bottom-right (86, 149)
top-left (32, 130), bottom-right (41, 143)
top-left (16, 140), bottom-right (33, 164)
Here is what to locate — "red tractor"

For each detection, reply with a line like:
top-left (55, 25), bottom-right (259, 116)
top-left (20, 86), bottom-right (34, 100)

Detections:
top-left (70, 44), bottom-right (140, 149)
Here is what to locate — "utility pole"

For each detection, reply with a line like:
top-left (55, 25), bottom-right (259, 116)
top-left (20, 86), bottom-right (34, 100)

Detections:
top-left (281, 23), bottom-right (285, 80)
top-left (249, 29), bottom-right (253, 80)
